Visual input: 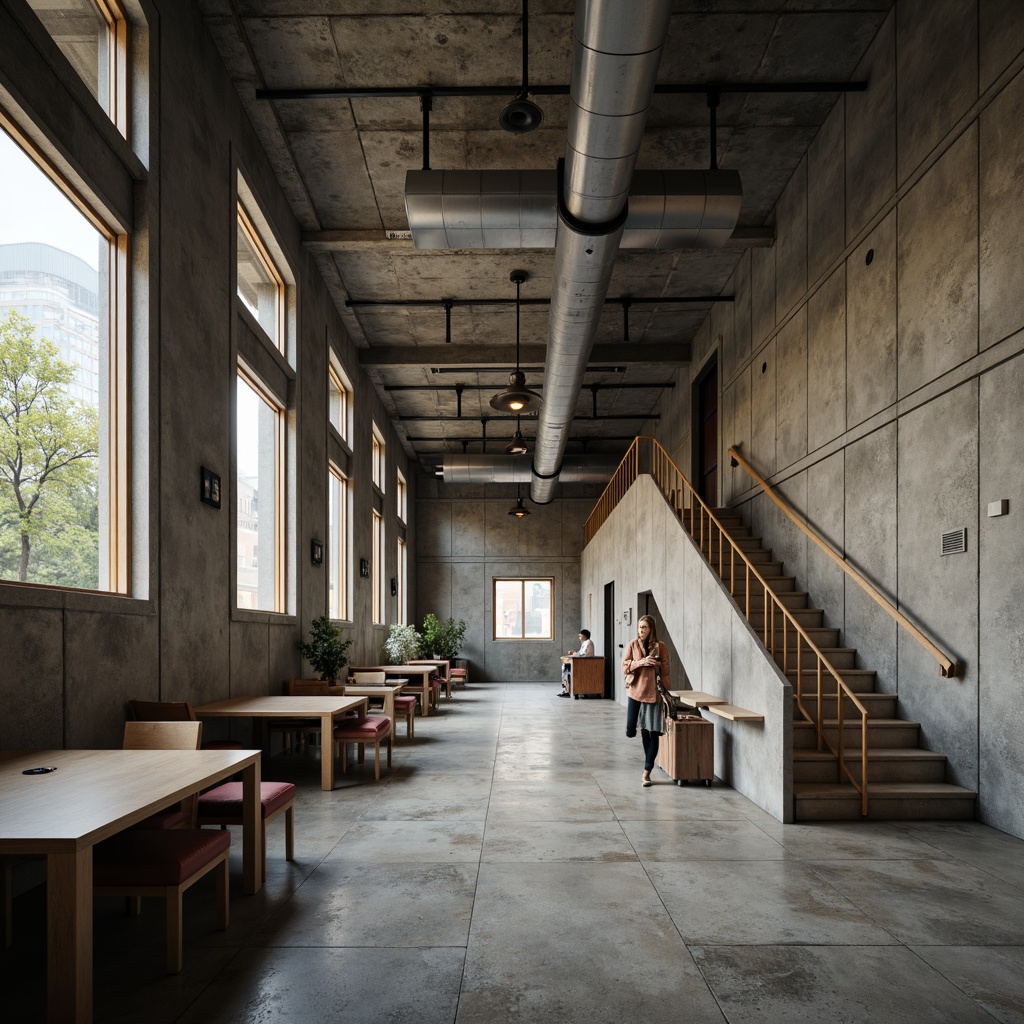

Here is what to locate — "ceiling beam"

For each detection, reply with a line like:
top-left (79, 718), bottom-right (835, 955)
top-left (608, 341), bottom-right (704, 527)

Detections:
top-left (360, 344), bottom-right (690, 368)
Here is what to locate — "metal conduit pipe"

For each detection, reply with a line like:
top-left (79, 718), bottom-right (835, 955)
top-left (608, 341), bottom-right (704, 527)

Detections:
top-left (530, 0), bottom-right (673, 504)
top-left (440, 454), bottom-right (619, 486)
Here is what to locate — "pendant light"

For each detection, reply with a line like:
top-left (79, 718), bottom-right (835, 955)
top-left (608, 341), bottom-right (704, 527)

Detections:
top-left (505, 414), bottom-right (529, 456)
top-left (490, 270), bottom-right (542, 414)
top-left (508, 484), bottom-right (531, 518)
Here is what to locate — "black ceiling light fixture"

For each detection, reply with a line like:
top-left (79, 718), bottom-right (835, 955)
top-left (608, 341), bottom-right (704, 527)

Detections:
top-left (508, 484), bottom-right (531, 518)
top-left (490, 270), bottom-right (542, 414)
top-left (499, 0), bottom-right (543, 135)
top-left (505, 414), bottom-right (529, 455)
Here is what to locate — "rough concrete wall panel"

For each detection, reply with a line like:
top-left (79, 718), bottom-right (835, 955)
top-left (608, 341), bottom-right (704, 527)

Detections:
top-left (897, 384), bottom-right (979, 788)
top-left (979, 0), bottom-right (1024, 93)
top-left (978, 354), bottom-right (1024, 834)
top-left (452, 500), bottom-right (486, 556)
top-left (897, 126), bottom-right (979, 398)
top-left (452, 560), bottom-right (487, 672)
top-left (751, 245), bottom-right (777, 348)
top-left (846, 11), bottom-right (895, 240)
top-left (724, 367), bottom-right (751, 504)
top-left (807, 267), bottom-right (847, 451)
top-left (772, 471), bottom-right (808, 591)
top-left (776, 308), bottom-right (808, 470)
top-left (775, 158), bottom-right (808, 321)
top-left (847, 213), bottom-right (897, 426)
top-left (749, 338), bottom-right (777, 477)
top-left (806, 452), bottom-right (846, 632)
top-left (896, 0), bottom-right (978, 184)
top-left (844, 423), bottom-right (898, 691)
top-left (418, 502), bottom-right (452, 557)
top-left (231, 621), bottom-right (270, 698)
top-left (807, 100), bottom-right (846, 278)
top-left (980, 67), bottom-right (1024, 350)
top-left (728, 252), bottom-right (753, 382)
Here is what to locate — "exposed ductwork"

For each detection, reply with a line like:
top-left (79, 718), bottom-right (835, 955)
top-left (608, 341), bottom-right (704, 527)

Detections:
top-left (405, 168), bottom-right (742, 250)
top-left (530, 0), bottom-right (674, 504)
top-left (440, 454), bottom-right (619, 486)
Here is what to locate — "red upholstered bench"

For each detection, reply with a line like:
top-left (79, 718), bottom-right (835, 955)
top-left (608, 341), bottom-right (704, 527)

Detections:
top-left (197, 780), bottom-right (295, 882)
top-left (93, 828), bottom-right (231, 974)
top-left (333, 712), bottom-right (392, 780)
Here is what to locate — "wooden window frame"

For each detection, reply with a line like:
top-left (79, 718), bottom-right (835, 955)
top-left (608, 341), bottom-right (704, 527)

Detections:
top-left (328, 462), bottom-right (349, 621)
top-left (236, 201), bottom-right (285, 354)
top-left (492, 577), bottom-right (554, 641)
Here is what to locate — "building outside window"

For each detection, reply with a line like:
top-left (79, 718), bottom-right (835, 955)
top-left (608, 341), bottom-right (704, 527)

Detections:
top-left (328, 464), bottom-right (349, 621)
top-left (371, 509), bottom-right (384, 625)
top-left (236, 202), bottom-right (284, 354)
top-left (493, 578), bottom-right (553, 639)
top-left (0, 122), bottom-right (127, 592)
top-left (396, 467), bottom-right (407, 523)
top-left (371, 422), bottom-right (385, 492)
top-left (396, 536), bottom-right (407, 624)
top-left (328, 354), bottom-right (350, 444)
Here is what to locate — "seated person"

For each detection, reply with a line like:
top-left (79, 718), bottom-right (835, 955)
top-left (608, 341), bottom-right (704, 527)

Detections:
top-left (559, 629), bottom-right (594, 697)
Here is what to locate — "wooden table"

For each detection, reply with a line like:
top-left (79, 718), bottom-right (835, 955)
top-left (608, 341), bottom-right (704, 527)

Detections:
top-left (0, 746), bottom-right (262, 1024)
top-left (407, 659), bottom-right (451, 700)
top-left (343, 682), bottom-right (405, 735)
top-left (195, 696), bottom-right (367, 791)
top-left (567, 656), bottom-right (605, 697)
top-left (348, 665), bottom-right (436, 716)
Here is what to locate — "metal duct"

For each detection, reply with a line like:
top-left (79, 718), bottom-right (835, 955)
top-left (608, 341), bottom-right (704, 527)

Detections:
top-left (531, 0), bottom-right (673, 504)
top-left (405, 168), bottom-right (742, 250)
top-left (440, 454), bottom-right (619, 486)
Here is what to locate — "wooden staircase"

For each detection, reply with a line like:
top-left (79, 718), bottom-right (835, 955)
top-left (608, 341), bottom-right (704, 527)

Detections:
top-left (683, 507), bottom-right (977, 821)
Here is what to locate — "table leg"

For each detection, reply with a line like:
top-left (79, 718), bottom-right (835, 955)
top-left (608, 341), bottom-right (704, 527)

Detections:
top-left (240, 759), bottom-right (263, 894)
top-left (47, 847), bottom-right (92, 1023)
top-left (320, 714), bottom-right (335, 791)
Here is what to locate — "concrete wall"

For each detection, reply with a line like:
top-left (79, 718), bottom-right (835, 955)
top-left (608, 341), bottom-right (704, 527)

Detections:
top-left (414, 478), bottom-right (597, 682)
top-left (0, 0), bottom-right (414, 749)
top-left (582, 476), bottom-right (793, 822)
top-left (648, 2), bottom-right (1024, 839)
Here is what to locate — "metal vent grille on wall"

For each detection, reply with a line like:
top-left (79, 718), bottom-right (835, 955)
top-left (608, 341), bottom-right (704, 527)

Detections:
top-left (941, 528), bottom-right (967, 555)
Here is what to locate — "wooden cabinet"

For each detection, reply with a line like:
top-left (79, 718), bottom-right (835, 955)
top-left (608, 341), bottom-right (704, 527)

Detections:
top-left (568, 657), bottom-right (604, 697)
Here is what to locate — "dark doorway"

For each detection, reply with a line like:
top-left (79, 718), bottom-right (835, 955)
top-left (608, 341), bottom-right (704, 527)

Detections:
top-left (696, 354), bottom-right (718, 506)
top-left (603, 581), bottom-right (615, 699)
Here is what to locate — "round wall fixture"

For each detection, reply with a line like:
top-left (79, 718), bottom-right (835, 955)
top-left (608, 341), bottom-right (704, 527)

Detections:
top-left (499, 98), bottom-right (544, 134)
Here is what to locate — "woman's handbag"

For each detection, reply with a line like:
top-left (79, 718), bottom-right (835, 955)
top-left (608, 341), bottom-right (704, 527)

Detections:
top-left (623, 671), bottom-right (635, 688)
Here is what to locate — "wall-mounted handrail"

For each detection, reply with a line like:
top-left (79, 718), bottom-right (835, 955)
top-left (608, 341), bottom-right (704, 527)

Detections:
top-left (727, 445), bottom-right (956, 679)
top-left (584, 436), bottom-right (871, 815)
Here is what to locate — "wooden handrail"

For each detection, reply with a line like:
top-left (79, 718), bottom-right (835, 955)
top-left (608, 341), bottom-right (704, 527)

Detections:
top-left (728, 445), bottom-right (956, 679)
top-left (585, 436), bottom-right (871, 815)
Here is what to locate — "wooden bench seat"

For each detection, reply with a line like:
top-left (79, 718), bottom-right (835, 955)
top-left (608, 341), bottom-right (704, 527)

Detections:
top-left (706, 703), bottom-right (764, 722)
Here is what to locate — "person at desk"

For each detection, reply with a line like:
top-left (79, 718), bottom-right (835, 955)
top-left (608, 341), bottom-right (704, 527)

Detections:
top-left (559, 628), bottom-right (594, 697)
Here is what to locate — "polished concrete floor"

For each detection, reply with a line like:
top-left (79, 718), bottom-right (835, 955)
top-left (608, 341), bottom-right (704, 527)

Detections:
top-left (6, 682), bottom-right (1024, 1023)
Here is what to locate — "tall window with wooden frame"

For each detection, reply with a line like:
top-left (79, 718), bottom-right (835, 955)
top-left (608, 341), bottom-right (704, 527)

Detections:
top-left (493, 578), bottom-right (553, 640)
top-left (396, 536), bottom-right (407, 624)
top-left (0, 119), bottom-right (129, 593)
top-left (396, 467), bottom-right (407, 523)
top-left (236, 367), bottom-right (284, 611)
top-left (371, 422), bottom-right (385, 493)
top-left (328, 354), bottom-right (350, 444)
top-left (25, 0), bottom-right (129, 137)
top-left (327, 464), bottom-right (349, 621)
top-left (371, 508), bottom-right (384, 625)
top-left (236, 202), bottom-right (285, 354)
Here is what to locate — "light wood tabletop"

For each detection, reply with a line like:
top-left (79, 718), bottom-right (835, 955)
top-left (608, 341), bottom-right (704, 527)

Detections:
top-left (671, 690), bottom-right (728, 707)
top-left (343, 682), bottom-right (406, 735)
top-left (194, 695), bottom-right (368, 791)
top-left (348, 665), bottom-right (436, 715)
top-left (0, 746), bottom-right (261, 1024)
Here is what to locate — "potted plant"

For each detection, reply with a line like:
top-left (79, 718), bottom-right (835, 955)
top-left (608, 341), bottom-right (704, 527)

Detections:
top-left (419, 613), bottom-right (467, 662)
top-left (297, 615), bottom-right (352, 684)
top-left (384, 623), bottom-right (421, 665)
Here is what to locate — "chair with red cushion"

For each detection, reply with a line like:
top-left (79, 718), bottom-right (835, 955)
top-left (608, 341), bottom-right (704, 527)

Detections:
top-left (197, 780), bottom-right (295, 882)
top-left (333, 713), bottom-right (392, 781)
top-left (128, 699), bottom-right (244, 751)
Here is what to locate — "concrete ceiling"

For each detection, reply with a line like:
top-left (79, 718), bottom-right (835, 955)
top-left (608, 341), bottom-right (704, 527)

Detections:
top-left (197, 0), bottom-right (893, 472)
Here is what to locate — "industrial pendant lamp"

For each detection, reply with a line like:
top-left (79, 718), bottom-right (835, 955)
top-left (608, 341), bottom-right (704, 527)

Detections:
top-left (508, 484), bottom-right (531, 518)
top-left (505, 414), bottom-right (529, 456)
top-left (490, 270), bottom-right (542, 414)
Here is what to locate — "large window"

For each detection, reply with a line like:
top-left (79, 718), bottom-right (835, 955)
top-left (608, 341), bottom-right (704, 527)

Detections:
top-left (328, 464), bottom-right (349, 621)
top-left (237, 203), bottom-right (284, 353)
top-left (371, 422), bottom-right (385, 492)
top-left (396, 468), bottom-right (407, 523)
top-left (328, 354), bottom-right (350, 444)
top-left (0, 121), bottom-right (128, 592)
top-left (26, 0), bottom-right (128, 135)
top-left (236, 368), bottom-right (284, 611)
top-left (371, 509), bottom-right (384, 625)
top-left (493, 578), bottom-right (553, 640)
top-left (396, 537), bottom-right (407, 624)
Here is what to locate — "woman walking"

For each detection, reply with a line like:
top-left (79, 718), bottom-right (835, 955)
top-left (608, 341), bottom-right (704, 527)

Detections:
top-left (622, 614), bottom-right (671, 786)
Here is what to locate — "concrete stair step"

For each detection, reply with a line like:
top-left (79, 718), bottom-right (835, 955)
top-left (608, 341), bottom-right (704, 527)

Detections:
top-left (793, 718), bottom-right (921, 748)
top-left (773, 646), bottom-right (857, 670)
top-left (786, 667), bottom-right (877, 691)
top-left (793, 781), bottom-right (977, 821)
top-left (793, 748), bottom-right (949, 784)
top-left (795, 692), bottom-right (897, 718)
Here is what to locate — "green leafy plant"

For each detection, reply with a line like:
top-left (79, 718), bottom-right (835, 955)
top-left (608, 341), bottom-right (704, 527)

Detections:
top-left (383, 623), bottom-right (421, 665)
top-left (297, 615), bottom-right (352, 684)
top-left (419, 613), bottom-right (467, 661)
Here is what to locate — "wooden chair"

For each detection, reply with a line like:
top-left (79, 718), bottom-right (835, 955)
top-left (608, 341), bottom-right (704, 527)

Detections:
top-left (94, 720), bottom-right (231, 973)
top-left (351, 672), bottom-right (415, 740)
top-left (127, 699), bottom-right (244, 750)
top-left (123, 720), bottom-right (203, 828)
